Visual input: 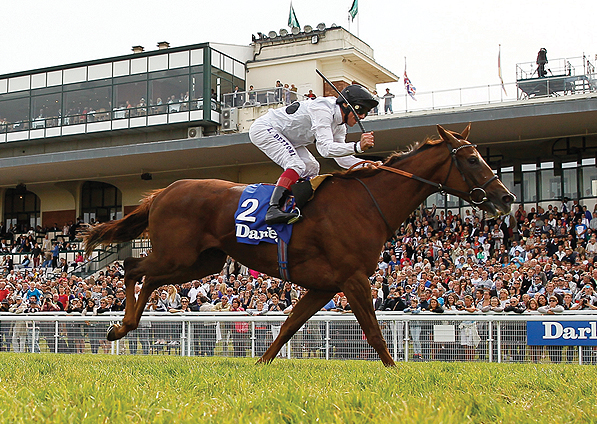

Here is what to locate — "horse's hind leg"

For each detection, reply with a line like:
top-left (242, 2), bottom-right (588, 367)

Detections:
top-left (258, 289), bottom-right (335, 364)
top-left (108, 248), bottom-right (228, 341)
top-left (342, 277), bottom-right (395, 366)
top-left (107, 256), bottom-right (147, 340)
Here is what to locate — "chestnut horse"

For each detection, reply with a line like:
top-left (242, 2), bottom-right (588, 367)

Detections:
top-left (83, 124), bottom-right (514, 366)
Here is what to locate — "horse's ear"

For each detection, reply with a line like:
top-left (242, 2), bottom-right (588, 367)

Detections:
top-left (461, 123), bottom-right (471, 140)
top-left (437, 124), bottom-right (460, 147)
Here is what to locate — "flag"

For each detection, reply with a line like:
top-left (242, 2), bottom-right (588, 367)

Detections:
top-left (404, 70), bottom-right (416, 100)
top-left (498, 44), bottom-right (507, 95)
top-left (288, 2), bottom-right (300, 28)
top-left (349, 0), bottom-right (358, 21)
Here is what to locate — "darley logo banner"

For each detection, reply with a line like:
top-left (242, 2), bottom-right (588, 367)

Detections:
top-left (527, 321), bottom-right (597, 346)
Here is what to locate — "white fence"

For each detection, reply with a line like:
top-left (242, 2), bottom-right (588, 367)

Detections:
top-left (2, 312), bottom-right (597, 364)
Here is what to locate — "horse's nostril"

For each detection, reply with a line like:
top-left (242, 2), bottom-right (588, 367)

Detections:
top-left (503, 194), bottom-right (514, 205)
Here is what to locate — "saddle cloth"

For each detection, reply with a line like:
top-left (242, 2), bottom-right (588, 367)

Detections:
top-left (234, 175), bottom-right (331, 246)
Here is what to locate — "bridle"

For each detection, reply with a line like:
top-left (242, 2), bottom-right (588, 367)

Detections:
top-left (350, 140), bottom-right (501, 236)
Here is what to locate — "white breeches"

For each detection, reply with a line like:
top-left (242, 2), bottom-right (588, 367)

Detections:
top-left (249, 122), bottom-right (319, 179)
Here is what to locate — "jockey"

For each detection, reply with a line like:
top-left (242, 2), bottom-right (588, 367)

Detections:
top-left (249, 84), bottom-right (379, 225)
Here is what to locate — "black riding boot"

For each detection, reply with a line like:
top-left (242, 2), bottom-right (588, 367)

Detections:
top-left (265, 186), bottom-right (300, 225)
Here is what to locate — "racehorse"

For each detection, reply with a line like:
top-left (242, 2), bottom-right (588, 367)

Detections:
top-left (83, 124), bottom-right (514, 366)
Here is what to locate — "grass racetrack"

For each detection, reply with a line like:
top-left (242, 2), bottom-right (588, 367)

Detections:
top-left (2, 354), bottom-right (596, 423)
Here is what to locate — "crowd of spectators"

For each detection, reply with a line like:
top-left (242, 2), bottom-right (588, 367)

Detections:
top-left (1, 199), bottom-right (597, 361)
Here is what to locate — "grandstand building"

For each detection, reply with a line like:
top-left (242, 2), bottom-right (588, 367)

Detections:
top-left (0, 25), bottom-right (596, 232)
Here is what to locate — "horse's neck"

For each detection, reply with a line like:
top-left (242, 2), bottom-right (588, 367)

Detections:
top-left (374, 146), bottom-right (450, 230)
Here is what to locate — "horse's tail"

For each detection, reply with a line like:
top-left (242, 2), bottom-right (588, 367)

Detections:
top-left (83, 189), bottom-right (164, 258)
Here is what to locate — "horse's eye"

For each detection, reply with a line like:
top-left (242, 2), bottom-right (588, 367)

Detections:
top-left (467, 156), bottom-right (479, 165)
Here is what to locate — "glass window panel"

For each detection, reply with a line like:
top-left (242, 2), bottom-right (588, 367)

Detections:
top-left (47, 70), bottom-right (62, 86)
top-left (113, 80), bottom-right (147, 116)
top-left (88, 63), bottom-right (112, 80)
top-left (31, 73), bottom-right (46, 89)
top-left (540, 161), bottom-right (553, 169)
top-left (149, 54), bottom-right (168, 72)
top-left (63, 67), bottom-right (87, 84)
top-left (521, 163), bottom-right (536, 172)
top-left (0, 94), bottom-right (30, 130)
top-left (31, 91), bottom-right (62, 128)
top-left (233, 61), bottom-right (245, 79)
top-left (211, 50), bottom-right (221, 69)
top-left (113, 60), bottom-right (130, 77)
top-left (131, 57), bottom-right (147, 74)
top-left (103, 186), bottom-right (116, 205)
top-left (425, 192), bottom-right (444, 208)
top-left (539, 169), bottom-right (561, 201)
top-left (582, 158), bottom-right (595, 166)
top-left (224, 56), bottom-right (233, 73)
top-left (563, 168), bottom-right (578, 199)
top-left (190, 73), bottom-right (203, 110)
top-left (64, 85), bottom-right (112, 122)
top-left (0, 79), bottom-right (6, 94)
top-left (446, 193), bottom-right (459, 208)
top-left (190, 49), bottom-right (203, 66)
top-left (169, 51), bottom-right (189, 68)
top-left (8, 75), bottom-right (30, 92)
top-left (563, 161), bottom-right (577, 169)
top-left (522, 172), bottom-right (536, 203)
top-left (582, 166), bottom-right (597, 197)
top-left (149, 75), bottom-right (189, 112)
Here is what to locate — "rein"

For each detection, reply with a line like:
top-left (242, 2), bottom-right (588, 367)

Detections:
top-left (348, 142), bottom-right (499, 237)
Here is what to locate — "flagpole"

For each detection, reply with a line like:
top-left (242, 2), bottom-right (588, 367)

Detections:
top-left (404, 57), bottom-right (408, 112)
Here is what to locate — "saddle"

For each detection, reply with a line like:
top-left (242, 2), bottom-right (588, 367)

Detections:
top-left (291, 174), bottom-right (331, 209)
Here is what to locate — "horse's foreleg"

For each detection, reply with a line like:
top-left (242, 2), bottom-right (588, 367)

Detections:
top-left (258, 289), bottom-right (335, 364)
top-left (343, 278), bottom-right (395, 366)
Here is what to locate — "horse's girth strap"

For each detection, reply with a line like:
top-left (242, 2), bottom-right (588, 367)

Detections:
top-left (277, 237), bottom-right (290, 281)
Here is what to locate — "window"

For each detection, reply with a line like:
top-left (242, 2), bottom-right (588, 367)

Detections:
top-left (4, 189), bottom-right (40, 232)
top-left (113, 76), bottom-right (147, 118)
top-left (0, 93), bottom-right (29, 131)
top-left (522, 171), bottom-right (537, 203)
top-left (539, 169), bottom-right (561, 201)
top-left (149, 73), bottom-right (190, 113)
top-left (563, 168), bottom-right (578, 199)
top-left (81, 182), bottom-right (122, 223)
top-left (31, 88), bottom-right (62, 128)
top-left (581, 166), bottom-right (597, 197)
top-left (63, 82), bottom-right (112, 124)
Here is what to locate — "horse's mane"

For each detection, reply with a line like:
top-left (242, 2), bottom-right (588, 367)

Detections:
top-left (332, 137), bottom-right (442, 179)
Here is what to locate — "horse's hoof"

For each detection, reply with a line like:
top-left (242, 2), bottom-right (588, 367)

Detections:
top-left (106, 324), bottom-right (120, 341)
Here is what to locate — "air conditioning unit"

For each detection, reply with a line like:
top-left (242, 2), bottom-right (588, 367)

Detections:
top-left (221, 108), bottom-right (238, 132)
top-left (187, 126), bottom-right (203, 139)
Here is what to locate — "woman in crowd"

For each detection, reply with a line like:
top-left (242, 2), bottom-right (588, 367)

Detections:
top-left (230, 298), bottom-right (248, 357)
top-left (82, 298), bottom-right (100, 354)
top-left (459, 295), bottom-right (480, 361)
top-left (66, 298), bottom-right (85, 354)
top-left (525, 297), bottom-right (542, 363)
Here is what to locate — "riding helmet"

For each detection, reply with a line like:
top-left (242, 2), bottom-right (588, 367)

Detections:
top-left (336, 84), bottom-right (378, 115)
